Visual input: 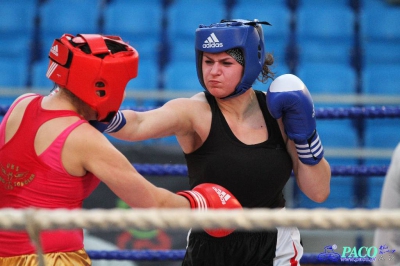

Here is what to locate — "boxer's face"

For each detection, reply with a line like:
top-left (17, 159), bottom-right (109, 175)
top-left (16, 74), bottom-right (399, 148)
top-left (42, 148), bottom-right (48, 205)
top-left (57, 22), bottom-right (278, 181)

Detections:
top-left (202, 52), bottom-right (243, 99)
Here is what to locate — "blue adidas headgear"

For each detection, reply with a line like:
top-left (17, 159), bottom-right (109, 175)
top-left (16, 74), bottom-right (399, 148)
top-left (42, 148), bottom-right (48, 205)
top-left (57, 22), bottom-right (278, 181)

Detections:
top-left (195, 19), bottom-right (271, 98)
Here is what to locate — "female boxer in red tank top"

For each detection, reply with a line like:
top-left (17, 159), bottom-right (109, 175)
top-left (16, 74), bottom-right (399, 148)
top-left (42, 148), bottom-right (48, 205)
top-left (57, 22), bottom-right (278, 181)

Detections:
top-left (0, 33), bottom-right (193, 265)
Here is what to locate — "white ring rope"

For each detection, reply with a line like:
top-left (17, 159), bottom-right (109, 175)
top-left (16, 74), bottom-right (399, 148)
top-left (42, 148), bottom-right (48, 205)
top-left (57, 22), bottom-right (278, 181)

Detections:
top-left (2, 208), bottom-right (400, 232)
top-left (25, 209), bottom-right (45, 266)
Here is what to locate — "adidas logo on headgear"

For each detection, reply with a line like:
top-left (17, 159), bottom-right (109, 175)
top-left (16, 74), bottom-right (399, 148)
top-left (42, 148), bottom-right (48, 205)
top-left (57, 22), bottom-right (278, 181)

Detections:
top-left (50, 45), bottom-right (59, 56)
top-left (203, 33), bottom-right (223, 48)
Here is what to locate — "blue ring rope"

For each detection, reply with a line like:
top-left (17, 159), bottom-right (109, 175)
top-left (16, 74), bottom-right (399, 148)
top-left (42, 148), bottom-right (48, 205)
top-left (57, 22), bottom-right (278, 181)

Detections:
top-left (132, 163), bottom-right (388, 177)
top-left (87, 250), bottom-right (371, 265)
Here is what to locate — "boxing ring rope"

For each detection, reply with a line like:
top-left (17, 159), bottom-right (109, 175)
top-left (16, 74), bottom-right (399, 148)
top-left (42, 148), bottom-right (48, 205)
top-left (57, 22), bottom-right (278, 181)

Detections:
top-left (85, 250), bottom-right (371, 264)
top-left (131, 163), bottom-right (389, 177)
top-left (2, 208), bottom-right (400, 265)
top-left (85, 250), bottom-right (353, 264)
top-left (1, 103), bottom-right (399, 265)
top-left (4, 208), bottom-right (400, 232)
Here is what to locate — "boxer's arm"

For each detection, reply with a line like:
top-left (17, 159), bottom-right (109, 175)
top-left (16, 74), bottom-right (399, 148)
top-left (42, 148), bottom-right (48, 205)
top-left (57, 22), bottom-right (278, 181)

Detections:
top-left (91, 98), bottom-right (195, 142)
top-left (277, 121), bottom-right (330, 203)
top-left (68, 122), bottom-right (190, 208)
top-left (268, 75), bottom-right (331, 202)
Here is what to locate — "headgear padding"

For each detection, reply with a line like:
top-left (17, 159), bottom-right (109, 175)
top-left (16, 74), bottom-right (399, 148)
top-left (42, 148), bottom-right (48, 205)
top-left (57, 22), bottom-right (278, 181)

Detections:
top-left (226, 48), bottom-right (244, 66)
top-left (47, 34), bottom-right (139, 122)
top-left (195, 19), bottom-right (270, 98)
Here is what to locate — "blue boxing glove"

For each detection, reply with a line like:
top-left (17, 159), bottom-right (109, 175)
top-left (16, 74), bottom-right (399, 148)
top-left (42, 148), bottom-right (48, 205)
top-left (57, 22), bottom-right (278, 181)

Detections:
top-left (266, 74), bottom-right (324, 165)
top-left (89, 110), bottom-right (126, 133)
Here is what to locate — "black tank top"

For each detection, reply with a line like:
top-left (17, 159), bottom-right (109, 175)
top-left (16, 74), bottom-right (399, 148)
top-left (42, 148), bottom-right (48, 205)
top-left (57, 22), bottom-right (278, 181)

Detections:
top-left (184, 90), bottom-right (292, 208)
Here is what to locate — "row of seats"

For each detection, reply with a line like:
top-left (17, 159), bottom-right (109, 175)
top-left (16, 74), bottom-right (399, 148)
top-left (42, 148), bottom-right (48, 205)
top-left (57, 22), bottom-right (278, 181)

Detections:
top-left (0, 0), bottom-right (398, 140)
top-left (1, 0), bottom-right (400, 93)
top-left (1, 0), bottom-right (398, 152)
top-left (294, 0), bottom-right (397, 209)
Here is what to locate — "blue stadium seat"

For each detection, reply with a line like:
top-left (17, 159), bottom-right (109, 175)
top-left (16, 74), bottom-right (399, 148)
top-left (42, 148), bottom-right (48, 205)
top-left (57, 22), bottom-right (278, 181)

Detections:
top-left (296, 63), bottom-right (357, 94)
top-left (169, 0), bottom-right (225, 5)
top-left (296, 3), bottom-right (355, 65)
top-left (0, 0), bottom-right (37, 60)
top-left (0, 0), bottom-right (37, 87)
top-left (366, 177), bottom-right (384, 209)
top-left (317, 119), bottom-right (359, 167)
top-left (154, 135), bottom-right (179, 146)
top-left (31, 59), bottom-right (54, 89)
top-left (362, 65), bottom-right (400, 95)
top-left (360, 0), bottom-right (400, 43)
top-left (363, 118), bottom-right (398, 166)
top-left (233, 0), bottom-right (287, 4)
top-left (166, 1), bottom-right (226, 64)
top-left (0, 95), bottom-right (17, 123)
top-left (295, 177), bottom-right (355, 208)
top-left (111, 0), bottom-right (162, 3)
top-left (124, 59), bottom-right (160, 108)
top-left (0, 58), bottom-right (30, 87)
top-left (362, 42), bottom-right (400, 66)
top-left (322, 119), bottom-right (360, 168)
top-left (297, 0), bottom-right (351, 8)
top-left (168, 40), bottom-right (195, 64)
top-left (163, 61), bottom-right (202, 92)
top-left (0, 0), bottom-right (37, 35)
top-left (230, 1), bottom-right (291, 66)
top-left (364, 119), bottom-right (400, 150)
top-left (126, 59), bottom-right (159, 91)
top-left (38, 0), bottom-right (102, 60)
top-left (103, 1), bottom-right (163, 63)
top-left (318, 120), bottom-right (358, 148)
top-left (360, 0), bottom-right (400, 67)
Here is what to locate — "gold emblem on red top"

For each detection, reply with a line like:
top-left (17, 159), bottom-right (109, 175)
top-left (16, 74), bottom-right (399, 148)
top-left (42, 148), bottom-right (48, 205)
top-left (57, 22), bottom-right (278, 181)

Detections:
top-left (0, 163), bottom-right (35, 190)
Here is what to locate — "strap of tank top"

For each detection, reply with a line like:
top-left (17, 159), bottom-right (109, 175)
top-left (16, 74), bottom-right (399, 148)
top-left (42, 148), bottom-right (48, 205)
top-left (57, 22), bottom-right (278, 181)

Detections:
top-left (38, 119), bottom-right (87, 172)
top-left (2, 94), bottom-right (38, 124)
top-left (0, 94), bottom-right (39, 147)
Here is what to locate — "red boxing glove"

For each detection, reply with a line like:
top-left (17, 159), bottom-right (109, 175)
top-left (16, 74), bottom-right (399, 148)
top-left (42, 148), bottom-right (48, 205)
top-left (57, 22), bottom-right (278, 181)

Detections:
top-left (177, 183), bottom-right (242, 237)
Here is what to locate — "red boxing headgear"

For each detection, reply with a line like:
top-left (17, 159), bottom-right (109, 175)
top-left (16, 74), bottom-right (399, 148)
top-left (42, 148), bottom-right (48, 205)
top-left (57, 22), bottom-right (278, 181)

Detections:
top-left (46, 34), bottom-right (139, 122)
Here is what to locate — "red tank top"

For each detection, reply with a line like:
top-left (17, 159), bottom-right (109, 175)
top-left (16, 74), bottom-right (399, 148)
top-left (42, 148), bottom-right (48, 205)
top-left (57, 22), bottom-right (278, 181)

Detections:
top-left (0, 95), bottom-right (100, 256)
